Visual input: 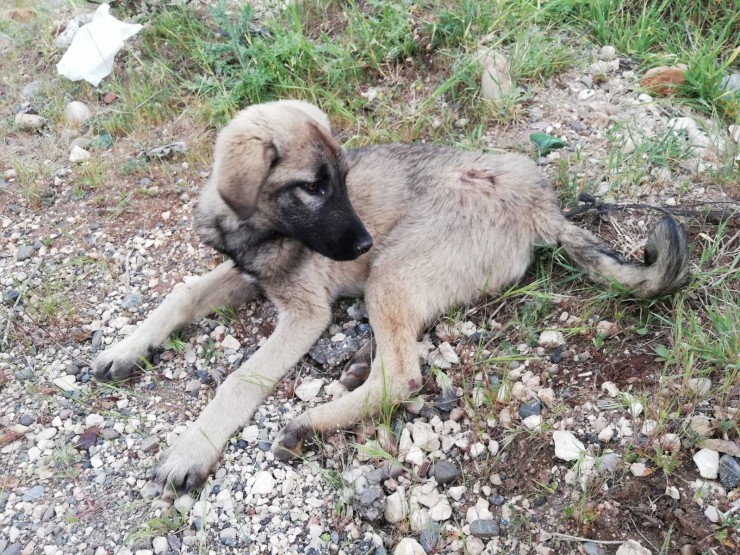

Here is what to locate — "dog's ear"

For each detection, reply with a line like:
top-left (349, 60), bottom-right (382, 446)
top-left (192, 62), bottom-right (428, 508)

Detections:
top-left (217, 138), bottom-right (278, 220)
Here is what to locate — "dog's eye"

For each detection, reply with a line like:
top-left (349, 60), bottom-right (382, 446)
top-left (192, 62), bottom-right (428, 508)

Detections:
top-left (301, 182), bottom-right (322, 194)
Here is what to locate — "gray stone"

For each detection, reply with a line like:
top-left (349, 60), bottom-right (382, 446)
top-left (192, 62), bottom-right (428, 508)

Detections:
top-left (2, 543), bottom-right (22, 555)
top-left (419, 522), bottom-right (441, 552)
top-left (469, 519), bottom-right (499, 538)
top-left (720, 73), bottom-right (740, 92)
top-left (185, 379), bottom-right (201, 395)
top-left (121, 293), bottom-right (142, 310)
top-left (2, 289), bottom-right (20, 304)
top-left (583, 543), bottom-right (607, 555)
top-left (21, 81), bottom-right (42, 99)
top-left (42, 504), bottom-right (55, 521)
top-left (22, 485), bottom-right (44, 501)
top-left (354, 483), bottom-right (384, 522)
top-left (65, 364), bottom-right (81, 376)
top-left (430, 460), bottom-right (460, 485)
top-left (347, 300), bottom-right (368, 320)
top-left (719, 455), bottom-right (740, 490)
top-left (140, 481), bottom-right (161, 499)
top-left (518, 399), bottom-right (541, 419)
top-left (19, 415), bottom-right (33, 426)
top-left (140, 436), bottom-right (159, 453)
top-left (309, 334), bottom-right (366, 367)
top-left (15, 368), bottom-right (34, 381)
top-left (15, 245), bottom-right (34, 261)
top-left (102, 428), bottom-right (120, 440)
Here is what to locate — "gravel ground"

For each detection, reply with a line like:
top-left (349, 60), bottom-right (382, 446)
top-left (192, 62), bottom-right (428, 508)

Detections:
top-left (1, 3), bottom-right (739, 555)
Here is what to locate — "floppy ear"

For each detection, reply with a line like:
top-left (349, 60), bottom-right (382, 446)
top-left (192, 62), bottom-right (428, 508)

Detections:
top-left (216, 138), bottom-right (278, 220)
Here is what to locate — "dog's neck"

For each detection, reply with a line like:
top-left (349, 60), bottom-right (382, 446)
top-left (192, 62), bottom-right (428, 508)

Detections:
top-left (195, 212), bottom-right (306, 281)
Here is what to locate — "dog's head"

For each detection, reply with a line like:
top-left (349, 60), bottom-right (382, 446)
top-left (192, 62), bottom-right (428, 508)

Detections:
top-left (210, 100), bottom-right (373, 261)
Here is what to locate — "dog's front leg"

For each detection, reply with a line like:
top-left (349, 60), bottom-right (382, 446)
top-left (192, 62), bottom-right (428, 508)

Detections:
top-left (155, 299), bottom-right (331, 497)
top-left (273, 285), bottom-right (425, 460)
top-left (93, 261), bottom-right (254, 380)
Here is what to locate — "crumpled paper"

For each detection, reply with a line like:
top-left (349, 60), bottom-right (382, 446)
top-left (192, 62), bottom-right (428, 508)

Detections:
top-left (56, 4), bottom-right (142, 87)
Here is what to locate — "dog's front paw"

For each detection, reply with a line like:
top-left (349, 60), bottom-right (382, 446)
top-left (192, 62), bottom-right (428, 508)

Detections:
top-left (92, 341), bottom-right (151, 381)
top-left (156, 427), bottom-right (222, 498)
top-left (271, 420), bottom-right (310, 462)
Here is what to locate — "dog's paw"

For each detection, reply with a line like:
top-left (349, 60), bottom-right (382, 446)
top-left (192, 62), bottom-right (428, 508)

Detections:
top-left (339, 340), bottom-right (373, 391)
top-left (271, 421), bottom-right (310, 462)
top-left (339, 359), bottom-right (371, 391)
top-left (92, 342), bottom-right (150, 381)
top-left (155, 427), bottom-right (221, 499)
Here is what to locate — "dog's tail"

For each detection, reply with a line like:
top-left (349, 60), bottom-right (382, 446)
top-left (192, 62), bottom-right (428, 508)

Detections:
top-left (556, 216), bottom-right (690, 298)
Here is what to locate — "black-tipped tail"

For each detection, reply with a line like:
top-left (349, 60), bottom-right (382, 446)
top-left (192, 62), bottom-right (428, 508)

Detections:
top-left (557, 216), bottom-right (690, 298)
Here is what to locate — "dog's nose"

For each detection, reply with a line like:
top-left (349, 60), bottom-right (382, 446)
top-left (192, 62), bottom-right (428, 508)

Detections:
top-left (354, 235), bottom-right (373, 255)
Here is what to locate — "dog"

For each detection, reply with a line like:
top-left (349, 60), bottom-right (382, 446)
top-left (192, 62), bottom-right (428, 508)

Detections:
top-left (92, 99), bottom-right (689, 497)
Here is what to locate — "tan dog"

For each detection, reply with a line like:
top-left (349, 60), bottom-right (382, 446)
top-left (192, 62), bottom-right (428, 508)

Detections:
top-left (92, 100), bottom-right (689, 496)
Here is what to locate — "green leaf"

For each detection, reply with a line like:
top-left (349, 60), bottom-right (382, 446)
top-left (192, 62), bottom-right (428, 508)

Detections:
top-left (654, 344), bottom-right (672, 361)
top-left (530, 132), bottom-right (566, 156)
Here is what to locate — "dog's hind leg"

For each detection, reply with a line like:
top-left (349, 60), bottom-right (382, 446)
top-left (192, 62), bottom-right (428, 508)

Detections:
top-left (155, 294), bottom-right (332, 497)
top-left (92, 260), bottom-right (255, 381)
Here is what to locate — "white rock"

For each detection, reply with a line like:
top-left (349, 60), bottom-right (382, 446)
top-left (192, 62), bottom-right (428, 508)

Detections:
top-left (669, 117), bottom-right (697, 130)
top-left (429, 498), bottom-right (452, 521)
top-left (477, 49), bottom-right (513, 101)
top-left (36, 427), bottom-right (57, 441)
top-left (405, 445), bottom-right (425, 466)
top-left (616, 539), bottom-right (651, 555)
top-left (630, 462), bottom-right (647, 477)
top-left (295, 377), bottom-right (323, 401)
top-left (689, 415), bottom-right (713, 437)
top-left (704, 505), bottom-right (721, 523)
top-left (465, 536), bottom-right (485, 555)
top-left (53, 375), bottom-right (79, 392)
top-left (600, 381), bottom-right (619, 397)
top-left (599, 45), bottom-right (617, 61)
top-left (448, 486), bottom-right (466, 501)
top-left (330, 332), bottom-right (346, 342)
top-left (64, 101), bottom-right (92, 125)
top-left (598, 427), bottom-right (614, 442)
top-left (182, 347), bottom-right (196, 364)
top-left (538, 330), bottom-right (565, 347)
top-left (412, 421), bottom-right (439, 450)
top-left (628, 399), bottom-right (643, 418)
top-left (488, 440), bottom-right (499, 455)
top-left (385, 490), bottom-right (409, 523)
top-left (553, 430), bottom-right (585, 461)
top-left (693, 448), bottom-right (719, 479)
top-left (152, 537), bottom-right (168, 555)
top-left (437, 342), bottom-right (459, 364)
top-left (687, 377), bottom-right (711, 395)
top-left (324, 380), bottom-right (347, 397)
top-left (173, 494), bottom-right (194, 513)
top-left (522, 415), bottom-right (542, 430)
top-left (666, 486), bottom-right (680, 500)
top-left (221, 334), bottom-right (240, 350)
top-left (69, 145), bottom-right (91, 163)
top-left (86, 414), bottom-right (105, 428)
top-left (537, 387), bottom-right (555, 408)
top-left (15, 112), bottom-right (46, 129)
top-left (470, 442), bottom-right (486, 457)
top-left (657, 433), bottom-right (681, 453)
top-left (250, 471), bottom-right (275, 495)
top-left (409, 508), bottom-right (431, 532)
top-left (394, 538), bottom-right (426, 555)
